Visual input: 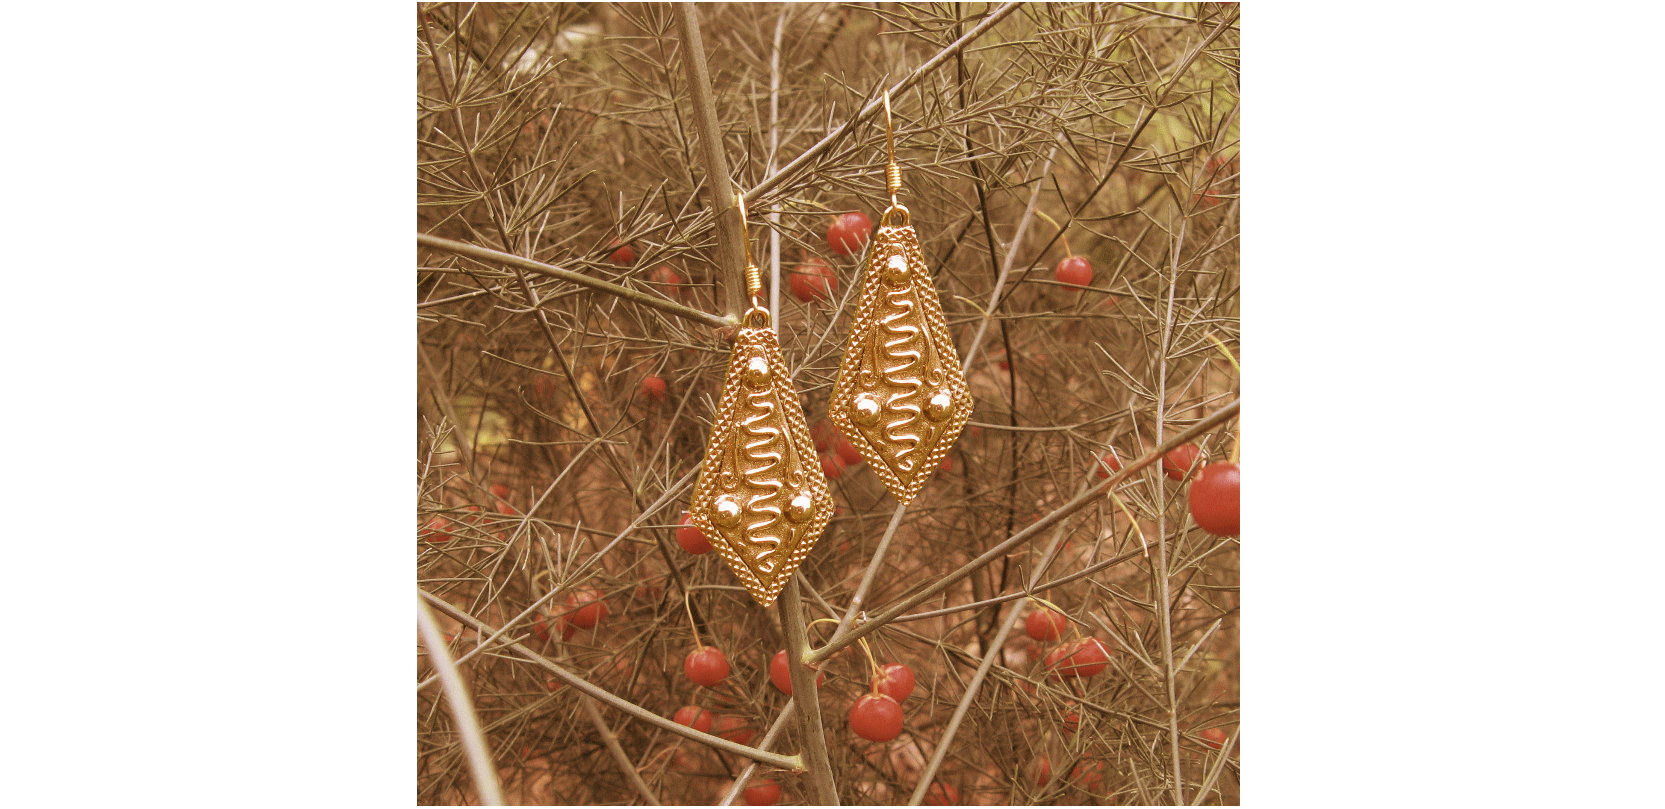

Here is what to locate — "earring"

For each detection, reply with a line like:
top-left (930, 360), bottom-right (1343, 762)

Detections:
top-left (830, 91), bottom-right (973, 505)
top-left (688, 195), bottom-right (834, 608)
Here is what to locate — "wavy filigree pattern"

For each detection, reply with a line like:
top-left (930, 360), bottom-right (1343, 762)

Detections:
top-left (739, 382), bottom-right (785, 569)
top-left (690, 321), bottom-right (833, 607)
top-left (879, 289), bottom-right (924, 470)
top-left (831, 221), bottom-right (974, 504)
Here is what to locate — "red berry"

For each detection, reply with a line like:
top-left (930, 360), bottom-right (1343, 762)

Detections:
top-left (939, 455), bottom-right (953, 472)
top-left (811, 421), bottom-right (832, 452)
top-left (1043, 641), bottom-right (1077, 678)
top-left (1054, 255), bottom-right (1093, 288)
top-left (608, 243), bottom-right (636, 264)
top-left (556, 617), bottom-right (578, 641)
top-left (742, 780), bottom-right (782, 806)
top-left (677, 511), bottom-right (714, 554)
top-left (1025, 608), bottom-right (1066, 642)
top-left (768, 650), bottom-right (792, 693)
top-left (827, 211), bottom-right (872, 256)
top-left (564, 590), bottom-right (608, 629)
top-left (1044, 637), bottom-right (1111, 679)
top-left (1028, 756), bottom-right (1054, 787)
top-left (421, 517), bottom-right (452, 543)
top-left (834, 434), bottom-right (863, 466)
top-left (1162, 443), bottom-right (1201, 481)
top-left (769, 649), bottom-right (824, 695)
top-left (668, 745), bottom-right (698, 771)
top-left (848, 693), bottom-right (903, 742)
top-left (684, 646), bottom-right (731, 688)
top-left (1188, 462), bottom-right (1240, 536)
top-left (531, 613), bottom-right (551, 642)
top-left (713, 714), bottom-right (754, 745)
top-left (1093, 450), bottom-right (1123, 479)
top-left (789, 257), bottom-right (837, 302)
top-left (1072, 638), bottom-right (1112, 676)
top-left (673, 705), bottom-right (713, 732)
top-left (488, 483), bottom-right (517, 514)
top-left (641, 375), bottom-right (667, 400)
top-left (544, 676), bottom-right (564, 691)
top-left (1061, 710), bottom-right (1081, 734)
top-left (650, 265), bottom-right (682, 289)
top-left (1199, 727), bottom-right (1228, 749)
top-left (923, 782), bottom-right (961, 806)
top-left (872, 663), bottom-right (915, 703)
top-left (1194, 154), bottom-right (1237, 208)
top-left (1070, 760), bottom-right (1106, 792)
top-left (820, 454), bottom-right (845, 480)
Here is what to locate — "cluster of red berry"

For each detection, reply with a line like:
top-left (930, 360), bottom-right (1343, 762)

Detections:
top-left (599, 242), bottom-right (678, 405)
top-left (1096, 442), bottom-right (1240, 537)
top-left (1025, 607), bottom-right (1112, 680)
top-left (1161, 443), bottom-right (1240, 537)
top-left (672, 644), bottom-right (783, 804)
top-left (811, 420), bottom-right (863, 481)
top-left (1020, 605), bottom-right (1118, 797)
top-left (667, 639), bottom-right (781, 800)
top-left (691, 644), bottom-right (914, 749)
top-left (775, 211), bottom-right (874, 307)
top-left (665, 633), bottom-right (918, 802)
top-left (848, 659), bottom-right (914, 743)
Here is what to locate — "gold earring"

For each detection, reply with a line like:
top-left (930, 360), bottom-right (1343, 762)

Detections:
top-left (688, 195), bottom-right (834, 608)
top-left (830, 91), bottom-right (973, 505)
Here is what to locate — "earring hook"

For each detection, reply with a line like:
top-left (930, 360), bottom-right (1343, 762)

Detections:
top-left (881, 90), bottom-right (909, 227)
top-left (884, 90), bottom-right (902, 209)
top-left (735, 191), bottom-right (769, 330)
top-left (737, 191), bottom-right (761, 302)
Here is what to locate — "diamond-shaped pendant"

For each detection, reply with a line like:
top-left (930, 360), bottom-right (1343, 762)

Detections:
top-left (830, 216), bottom-right (974, 505)
top-left (689, 311), bottom-right (834, 608)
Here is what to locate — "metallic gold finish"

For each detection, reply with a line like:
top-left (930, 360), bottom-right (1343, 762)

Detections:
top-left (690, 305), bottom-right (834, 608)
top-left (829, 214), bottom-right (973, 505)
top-left (882, 91), bottom-right (902, 207)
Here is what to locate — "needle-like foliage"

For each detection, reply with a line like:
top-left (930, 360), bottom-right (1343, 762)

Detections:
top-left (418, 3), bottom-right (1239, 805)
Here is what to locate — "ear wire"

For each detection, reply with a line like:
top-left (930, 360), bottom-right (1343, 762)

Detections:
top-left (737, 192), bottom-right (761, 301)
top-left (884, 90), bottom-right (902, 208)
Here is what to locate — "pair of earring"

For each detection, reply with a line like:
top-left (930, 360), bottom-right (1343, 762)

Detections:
top-left (688, 92), bottom-right (974, 608)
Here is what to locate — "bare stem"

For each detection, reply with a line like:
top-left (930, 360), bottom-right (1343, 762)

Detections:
top-left (417, 233), bottom-right (732, 330)
top-left (417, 592), bottom-right (504, 806)
top-left (781, 577), bottom-right (839, 804)
top-left (675, 2), bottom-right (748, 321)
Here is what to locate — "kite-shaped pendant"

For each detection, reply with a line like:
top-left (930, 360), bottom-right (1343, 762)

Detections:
top-left (689, 307), bottom-right (834, 608)
top-left (830, 212), bottom-right (974, 505)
